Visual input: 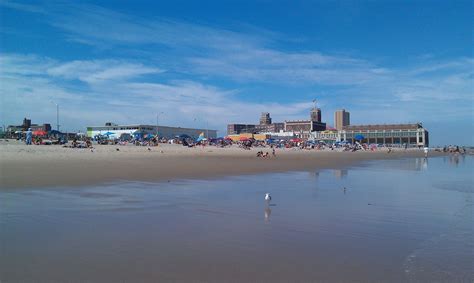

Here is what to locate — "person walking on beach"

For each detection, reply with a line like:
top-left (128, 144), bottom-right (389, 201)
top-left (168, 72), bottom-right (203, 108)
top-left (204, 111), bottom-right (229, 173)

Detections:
top-left (423, 147), bottom-right (429, 158)
top-left (25, 128), bottom-right (32, 145)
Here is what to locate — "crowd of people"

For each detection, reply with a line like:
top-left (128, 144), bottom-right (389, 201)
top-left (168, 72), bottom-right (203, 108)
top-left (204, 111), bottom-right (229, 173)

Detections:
top-left (16, 130), bottom-right (471, 157)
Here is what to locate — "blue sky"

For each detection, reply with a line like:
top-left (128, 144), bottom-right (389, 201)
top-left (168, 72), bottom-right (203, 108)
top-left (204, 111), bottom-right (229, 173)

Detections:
top-left (0, 0), bottom-right (472, 145)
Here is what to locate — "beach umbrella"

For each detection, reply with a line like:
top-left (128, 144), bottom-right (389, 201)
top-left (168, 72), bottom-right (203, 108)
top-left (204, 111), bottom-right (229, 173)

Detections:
top-left (354, 134), bottom-right (365, 141)
top-left (33, 130), bottom-right (47, 136)
top-left (239, 137), bottom-right (249, 141)
top-left (290, 138), bottom-right (302, 143)
top-left (103, 131), bottom-right (115, 136)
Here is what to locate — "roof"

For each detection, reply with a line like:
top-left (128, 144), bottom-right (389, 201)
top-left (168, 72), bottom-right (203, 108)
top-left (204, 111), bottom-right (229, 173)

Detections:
top-left (342, 123), bottom-right (423, 131)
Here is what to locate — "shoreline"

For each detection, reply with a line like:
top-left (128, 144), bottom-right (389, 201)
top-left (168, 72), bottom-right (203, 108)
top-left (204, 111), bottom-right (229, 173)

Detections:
top-left (0, 143), bottom-right (445, 190)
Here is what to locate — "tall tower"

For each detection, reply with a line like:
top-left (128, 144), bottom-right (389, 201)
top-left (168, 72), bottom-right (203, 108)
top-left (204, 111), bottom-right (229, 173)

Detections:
top-left (335, 109), bottom-right (350, 130)
top-left (310, 108), bottom-right (322, 122)
top-left (259, 112), bottom-right (272, 125)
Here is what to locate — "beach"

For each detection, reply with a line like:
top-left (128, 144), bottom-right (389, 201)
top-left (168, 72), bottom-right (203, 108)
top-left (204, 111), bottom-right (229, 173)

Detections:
top-left (1, 155), bottom-right (472, 282)
top-left (0, 140), bottom-right (442, 189)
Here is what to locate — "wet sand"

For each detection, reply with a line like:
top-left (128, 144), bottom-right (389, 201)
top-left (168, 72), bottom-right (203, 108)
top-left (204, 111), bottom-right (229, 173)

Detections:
top-left (1, 157), bottom-right (472, 282)
top-left (0, 141), bottom-right (443, 189)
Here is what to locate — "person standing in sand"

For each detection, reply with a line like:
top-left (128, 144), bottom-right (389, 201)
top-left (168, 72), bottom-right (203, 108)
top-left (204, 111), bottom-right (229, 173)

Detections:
top-left (25, 128), bottom-right (32, 145)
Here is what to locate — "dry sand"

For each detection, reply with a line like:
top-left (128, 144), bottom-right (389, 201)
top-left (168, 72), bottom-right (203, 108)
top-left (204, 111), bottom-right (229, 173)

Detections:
top-left (0, 140), bottom-right (442, 189)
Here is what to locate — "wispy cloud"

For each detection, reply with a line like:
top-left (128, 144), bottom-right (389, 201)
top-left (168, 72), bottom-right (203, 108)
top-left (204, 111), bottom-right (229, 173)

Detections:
top-left (1, 1), bottom-right (473, 141)
top-left (0, 54), bottom-right (315, 132)
top-left (47, 60), bottom-right (162, 84)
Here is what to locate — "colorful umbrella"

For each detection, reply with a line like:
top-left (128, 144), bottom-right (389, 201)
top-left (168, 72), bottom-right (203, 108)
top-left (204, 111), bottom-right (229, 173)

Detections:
top-left (33, 130), bottom-right (47, 136)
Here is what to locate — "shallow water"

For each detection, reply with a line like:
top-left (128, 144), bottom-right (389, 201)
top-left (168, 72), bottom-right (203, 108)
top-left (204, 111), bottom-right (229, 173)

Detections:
top-left (1, 155), bottom-right (473, 282)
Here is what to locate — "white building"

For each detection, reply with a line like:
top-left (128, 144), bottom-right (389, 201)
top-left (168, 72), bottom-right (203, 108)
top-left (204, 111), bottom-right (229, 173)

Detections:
top-left (86, 123), bottom-right (217, 140)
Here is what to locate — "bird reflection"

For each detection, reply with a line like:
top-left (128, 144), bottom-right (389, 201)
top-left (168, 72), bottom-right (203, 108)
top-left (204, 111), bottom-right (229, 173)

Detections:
top-left (264, 206), bottom-right (272, 223)
top-left (421, 157), bottom-right (428, 171)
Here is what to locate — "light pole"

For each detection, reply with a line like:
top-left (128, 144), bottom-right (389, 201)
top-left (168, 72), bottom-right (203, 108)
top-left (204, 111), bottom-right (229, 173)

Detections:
top-left (156, 112), bottom-right (164, 135)
top-left (51, 101), bottom-right (59, 132)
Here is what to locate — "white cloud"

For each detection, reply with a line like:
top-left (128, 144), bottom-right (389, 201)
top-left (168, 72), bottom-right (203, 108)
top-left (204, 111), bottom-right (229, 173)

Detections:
top-left (0, 54), bottom-right (317, 133)
top-left (1, 2), bottom-right (473, 142)
top-left (47, 60), bottom-right (162, 84)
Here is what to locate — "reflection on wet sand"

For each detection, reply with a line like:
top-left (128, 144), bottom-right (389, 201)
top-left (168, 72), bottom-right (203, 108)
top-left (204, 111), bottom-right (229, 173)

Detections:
top-left (264, 206), bottom-right (272, 223)
top-left (1, 156), bottom-right (472, 282)
top-left (333, 169), bottom-right (348, 179)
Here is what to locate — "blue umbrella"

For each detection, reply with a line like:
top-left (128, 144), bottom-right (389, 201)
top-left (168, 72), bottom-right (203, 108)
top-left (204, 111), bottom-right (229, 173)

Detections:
top-left (354, 134), bottom-right (365, 141)
top-left (103, 131), bottom-right (115, 136)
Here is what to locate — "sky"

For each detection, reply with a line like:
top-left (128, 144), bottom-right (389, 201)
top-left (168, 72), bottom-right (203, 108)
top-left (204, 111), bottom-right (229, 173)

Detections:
top-left (0, 0), bottom-right (472, 145)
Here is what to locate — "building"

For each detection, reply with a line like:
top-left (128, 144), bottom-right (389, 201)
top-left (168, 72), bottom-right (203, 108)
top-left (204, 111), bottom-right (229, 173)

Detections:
top-left (6, 118), bottom-right (51, 135)
top-left (227, 112), bottom-right (284, 135)
top-left (227, 124), bottom-right (256, 135)
top-left (310, 108), bottom-right (322, 122)
top-left (254, 122), bottom-right (284, 133)
top-left (227, 108), bottom-right (327, 138)
top-left (339, 123), bottom-right (429, 146)
top-left (334, 109), bottom-right (350, 130)
top-left (259, 112), bottom-right (272, 125)
top-left (87, 123), bottom-right (217, 140)
top-left (310, 130), bottom-right (339, 143)
top-left (284, 107), bottom-right (327, 138)
top-left (284, 120), bottom-right (326, 133)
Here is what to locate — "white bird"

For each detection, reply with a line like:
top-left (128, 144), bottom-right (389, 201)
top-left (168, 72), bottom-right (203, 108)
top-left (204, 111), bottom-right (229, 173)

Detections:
top-left (265, 193), bottom-right (272, 201)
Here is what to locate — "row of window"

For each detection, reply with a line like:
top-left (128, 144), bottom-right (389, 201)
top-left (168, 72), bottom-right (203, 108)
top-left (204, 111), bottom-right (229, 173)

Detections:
top-left (345, 132), bottom-right (420, 138)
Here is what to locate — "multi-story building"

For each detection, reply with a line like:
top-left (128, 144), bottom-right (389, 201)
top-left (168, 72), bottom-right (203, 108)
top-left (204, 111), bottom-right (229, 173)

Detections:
top-left (227, 109), bottom-right (327, 138)
top-left (334, 109), bottom-right (350, 130)
top-left (255, 122), bottom-right (284, 133)
top-left (284, 107), bottom-right (327, 138)
top-left (310, 108), bottom-right (322, 122)
top-left (259, 112), bottom-right (272, 125)
top-left (284, 120), bottom-right (327, 138)
top-left (227, 124), bottom-right (256, 135)
top-left (6, 118), bottom-right (51, 135)
top-left (339, 123), bottom-right (429, 146)
top-left (227, 113), bottom-right (284, 135)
